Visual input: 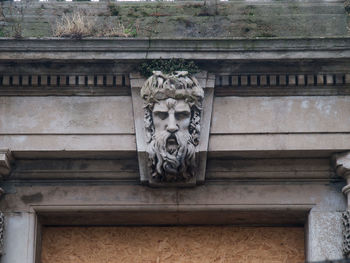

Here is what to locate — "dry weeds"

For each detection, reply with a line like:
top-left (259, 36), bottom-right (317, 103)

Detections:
top-left (53, 10), bottom-right (130, 38)
top-left (96, 21), bottom-right (130, 37)
top-left (53, 11), bottom-right (94, 38)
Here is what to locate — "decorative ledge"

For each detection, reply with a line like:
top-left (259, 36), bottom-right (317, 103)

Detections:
top-left (215, 73), bottom-right (350, 96)
top-left (1, 38), bottom-right (350, 61)
top-left (0, 74), bottom-right (131, 96)
top-left (216, 73), bottom-right (350, 87)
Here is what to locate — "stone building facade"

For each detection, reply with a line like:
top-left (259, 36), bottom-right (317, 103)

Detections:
top-left (0, 1), bottom-right (350, 262)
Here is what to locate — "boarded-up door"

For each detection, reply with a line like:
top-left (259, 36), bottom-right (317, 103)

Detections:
top-left (41, 226), bottom-right (304, 263)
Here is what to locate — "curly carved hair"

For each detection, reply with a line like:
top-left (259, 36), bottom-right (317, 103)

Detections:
top-left (141, 71), bottom-right (204, 145)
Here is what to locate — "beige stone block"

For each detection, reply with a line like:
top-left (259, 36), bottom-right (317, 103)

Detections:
top-left (317, 75), bottom-right (324, 85)
top-left (22, 76), bottom-right (29, 86)
top-left (232, 76), bottom-right (239, 86)
top-left (97, 75), bottom-right (104, 86)
top-left (125, 75), bottom-right (130, 86)
top-left (279, 75), bottom-right (286, 86)
top-left (345, 74), bottom-right (350, 84)
top-left (298, 75), bottom-right (305, 86)
top-left (326, 75), bottom-right (334, 85)
top-left (78, 76), bottom-right (85, 86)
top-left (335, 74), bottom-right (344, 84)
top-left (269, 75), bottom-right (277, 86)
top-left (116, 75), bottom-right (123, 86)
top-left (41, 75), bottom-right (48, 86)
top-left (50, 76), bottom-right (57, 86)
top-left (241, 76), bottom-right (248, 86)
top-left (250, 75), bottom-right (257, 86)
top-left (221, 76), bottom-right (229, 86)
top-left (31, 75), bottom-right (39, 86)
top-left (260, 75), bottom-right (267, 86)
top-left (106, 75), bottom-right (113, 86)
top-left (69, 76), bottom-right (76, 86)
top-left (307, 75), bottom-right (314, 86)
top-left (288, 75), bottom-right (296, 86)
top-left (60, 76), bottom-right (67, 86)
top-left (12, 76), bottom-right (19, 86)
top-left (87, 76), bottom-right (94, 86)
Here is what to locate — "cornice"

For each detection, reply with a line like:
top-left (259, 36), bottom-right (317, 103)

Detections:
top-left (0, 37), bottom-right (350, 61)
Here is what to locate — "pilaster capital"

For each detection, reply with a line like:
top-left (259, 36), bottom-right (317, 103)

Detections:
top-left (333, 151), bottom-right (350, 179)
top-left (0, 149), bottom-right (13, 178)
top-left (333, 151), bottom-right (350, 196)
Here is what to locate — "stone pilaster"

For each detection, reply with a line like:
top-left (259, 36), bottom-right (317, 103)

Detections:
top-left (333, 151), bottom-right (350, 257)
top-left (0, 211), bottom-right (4, 256)
top-left (0, 150), bottom-right (11, 256)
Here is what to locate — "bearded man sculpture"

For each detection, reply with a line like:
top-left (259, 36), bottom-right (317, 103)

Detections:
top-left (140, 71), bottom-right (204, 182)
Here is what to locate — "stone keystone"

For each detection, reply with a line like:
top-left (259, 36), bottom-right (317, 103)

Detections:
top-left (131, 71), bottom-right (214, 187)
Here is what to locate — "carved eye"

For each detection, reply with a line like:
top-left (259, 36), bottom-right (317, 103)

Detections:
top-left (175, 111), bottom-right (190, 120)
top-left (155, 112), bottom-right (168, 120)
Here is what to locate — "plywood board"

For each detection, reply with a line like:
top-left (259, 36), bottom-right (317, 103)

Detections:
top-left (41, 226), bottom-right (304, 263)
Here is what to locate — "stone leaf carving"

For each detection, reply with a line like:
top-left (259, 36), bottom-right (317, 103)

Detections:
top-left (343, 210), bottom-right (350, 257)
top-left (140, 71), bottom-right (204, 182)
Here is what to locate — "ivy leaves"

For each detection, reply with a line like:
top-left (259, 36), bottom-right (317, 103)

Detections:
top-left (138, 59), bottom-right (199, 77)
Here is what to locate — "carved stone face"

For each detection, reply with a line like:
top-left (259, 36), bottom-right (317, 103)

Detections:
top-left (152, 98), bottom-right (191, 148)
top-left (141, 71), bottom-right (204, 183)
top-left (150, 98), bottom-right (194, 181)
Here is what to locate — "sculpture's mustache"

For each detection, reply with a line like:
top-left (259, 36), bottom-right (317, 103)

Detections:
top-left (166, 133), bottom-right (178, 154)
top-left (147, 130), bottom-right (195, 181)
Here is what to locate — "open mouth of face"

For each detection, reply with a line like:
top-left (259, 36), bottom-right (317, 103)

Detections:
top-left (166, 134), bottom-right (179, 154)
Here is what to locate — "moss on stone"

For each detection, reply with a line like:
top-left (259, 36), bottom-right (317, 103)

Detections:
top-left (0, 1), bottom-right (348, 38)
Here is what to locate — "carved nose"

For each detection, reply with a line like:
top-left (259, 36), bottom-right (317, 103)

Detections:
top-left (167, 114), bottom-right (178, 133)
top-left (167, 125), bottom-right (178, 133)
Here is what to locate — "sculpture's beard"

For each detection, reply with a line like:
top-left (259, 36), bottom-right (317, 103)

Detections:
top-left (147, 130), bottom-right (196, 182)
